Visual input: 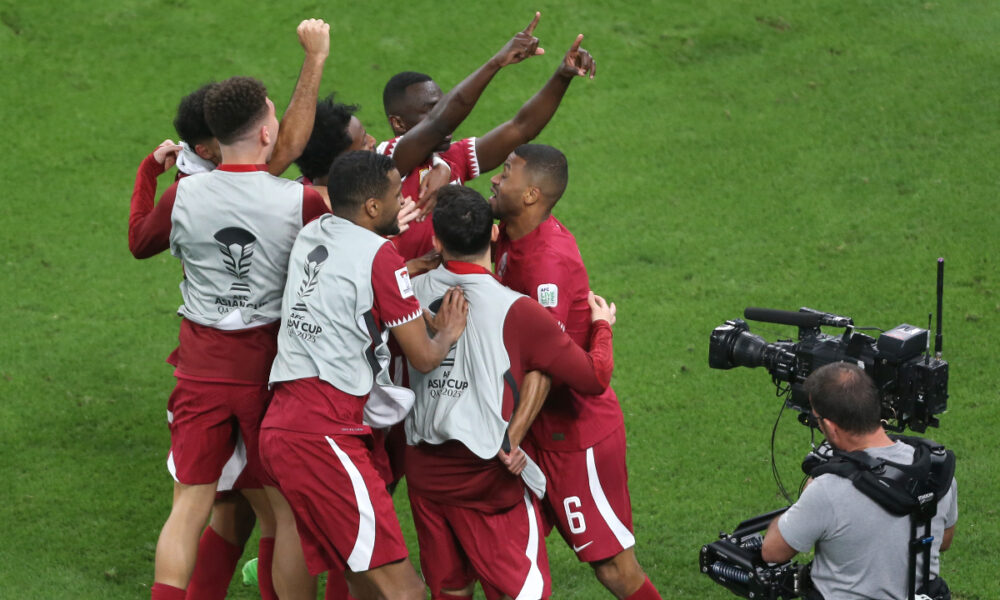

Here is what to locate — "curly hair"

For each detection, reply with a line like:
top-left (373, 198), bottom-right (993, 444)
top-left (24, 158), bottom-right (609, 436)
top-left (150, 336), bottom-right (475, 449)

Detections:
top-left (173, 83), bottom-right (217, 146)
top-left (203, 76), bottom-right (269, 145)
top-left (294, 94), bottom-right (359, 181)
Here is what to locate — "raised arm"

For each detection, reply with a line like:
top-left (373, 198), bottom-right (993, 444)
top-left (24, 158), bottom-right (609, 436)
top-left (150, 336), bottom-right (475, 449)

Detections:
top-left (128, 140), bottom-right (181, 258)
top-left (392, 12), bottom-right (546, 174)
top-left (475, 34), bottom-right (596, 173)
top-left (269, 19), bottom-right (330, 176)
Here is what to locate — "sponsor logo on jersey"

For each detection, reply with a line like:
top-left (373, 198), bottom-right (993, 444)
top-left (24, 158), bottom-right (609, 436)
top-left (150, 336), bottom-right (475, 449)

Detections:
top-left (395, 267), bottom-right (414, 299)
top-left (537, 283), bottom-right (559, 308)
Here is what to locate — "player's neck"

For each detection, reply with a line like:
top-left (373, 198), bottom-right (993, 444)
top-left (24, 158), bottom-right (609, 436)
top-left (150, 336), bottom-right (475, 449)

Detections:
top-left (442, 250), bottom-right (491, 270)
top-left (219, 141), bottom-right (270, 166)
top-left (506, 210), bottom-right (551, 241)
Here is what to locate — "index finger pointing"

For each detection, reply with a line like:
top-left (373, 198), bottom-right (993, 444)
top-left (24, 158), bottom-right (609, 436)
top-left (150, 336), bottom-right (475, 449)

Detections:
top-left (524, 11), bottom-right (541, 35)
top-left (568, 33), bottom-right (583, 54)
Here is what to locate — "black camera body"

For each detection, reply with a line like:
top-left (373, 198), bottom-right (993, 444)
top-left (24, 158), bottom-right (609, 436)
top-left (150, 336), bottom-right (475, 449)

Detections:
top-left (708, 308), bottom-right (948, 432)
top-left (700, 507), bottom-right (807, 600)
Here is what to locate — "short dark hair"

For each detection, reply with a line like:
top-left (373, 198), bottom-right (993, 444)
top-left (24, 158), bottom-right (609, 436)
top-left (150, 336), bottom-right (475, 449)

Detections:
top-left (173, 83), bottom-right (216, 146)
top-left (383, 71), bottom-right (432, 115)
top-left (328, 151), bottom-right (396, 216)
top-left (513, 144), bottom-right (569, 205)
top-left (203, 76), bottom-right (269, 145)
top-left (294, 94), bottom-right (359, 181)
top-left (432, 186), bottom-right (493, 258)
top-left (805, 362), bottom-right (882, 434)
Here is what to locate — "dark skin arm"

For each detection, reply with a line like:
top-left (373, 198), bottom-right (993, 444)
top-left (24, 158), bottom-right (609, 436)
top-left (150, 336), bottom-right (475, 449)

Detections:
top-left (391, 12), bottom-right (545, 175)
top-left (392, 287), bottom-right (468, 373)
top-left (475, 33), bottom-right (596, 173)
top-left (268, 19), bottom-right (330, 176)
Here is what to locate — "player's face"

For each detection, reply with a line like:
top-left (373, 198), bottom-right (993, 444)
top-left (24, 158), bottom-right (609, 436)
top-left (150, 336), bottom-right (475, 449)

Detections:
top-left (489, 152), bottom-right (530, 220)
top-left (263, 97), bottom-right (280, 160)
top-left (398, 81), bottom-right (451, 152)
top-left (374, 168), bottom-right (404, 237)
top-left (347, 116), bottom-right (376, 153)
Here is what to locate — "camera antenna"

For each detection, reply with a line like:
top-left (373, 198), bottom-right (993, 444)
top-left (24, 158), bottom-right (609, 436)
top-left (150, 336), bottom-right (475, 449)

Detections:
top-left (935, 257), bottom-right (944, 358)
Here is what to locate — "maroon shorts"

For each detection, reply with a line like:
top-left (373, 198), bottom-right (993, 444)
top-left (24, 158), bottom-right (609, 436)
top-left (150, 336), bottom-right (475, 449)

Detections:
top-left (166, 377), bottom-right (270, 488)
top-left (259, 429), bottom-right (408, 576)
top-left (533, 426), bottom-right (635, 563)
top-left (409, 489), bottom-right (550, 600)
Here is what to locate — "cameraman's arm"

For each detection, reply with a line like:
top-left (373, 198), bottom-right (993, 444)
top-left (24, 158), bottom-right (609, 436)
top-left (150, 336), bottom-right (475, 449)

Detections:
top-left (761, 517), bottom-right (798, 563)
top-left (941, 525), bottom-right (955, 551)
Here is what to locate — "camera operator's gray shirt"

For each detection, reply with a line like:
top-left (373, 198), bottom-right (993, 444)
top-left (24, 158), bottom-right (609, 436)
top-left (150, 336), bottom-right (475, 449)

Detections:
top-left (778, 441), bottom-right (958, 600)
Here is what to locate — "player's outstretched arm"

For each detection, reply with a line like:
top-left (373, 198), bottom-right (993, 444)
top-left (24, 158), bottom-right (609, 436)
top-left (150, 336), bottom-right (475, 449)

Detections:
top-left (392, 12), bottom-right (546, 175)
top-left (392, 287), bottom-right (468, 373)
top-left (474, 34), bottom-right (596, 173)
top-left (507, 370), bottom-right (551, 450)
top-left (269, 19), bottom-right (330, 176)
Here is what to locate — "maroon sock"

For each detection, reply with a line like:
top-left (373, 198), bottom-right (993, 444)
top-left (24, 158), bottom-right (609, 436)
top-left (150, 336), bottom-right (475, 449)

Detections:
top-left (185, 527), bottom-right (244, 600)
top-left (625, 576), bottom-right (662, 600)
top-left (151, 582), bottom-right (187, 600)
top-left (257, 537), bottom-right (277, 600)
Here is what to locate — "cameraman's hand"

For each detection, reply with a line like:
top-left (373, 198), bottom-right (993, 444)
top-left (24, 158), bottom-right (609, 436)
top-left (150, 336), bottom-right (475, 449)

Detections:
top-left (588, 291), bottom-right (616, 326)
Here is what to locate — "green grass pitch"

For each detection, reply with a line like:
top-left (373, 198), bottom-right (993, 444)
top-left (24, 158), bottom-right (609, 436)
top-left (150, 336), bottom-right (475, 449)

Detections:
top-left (1, 1), bottom-right (997, 598)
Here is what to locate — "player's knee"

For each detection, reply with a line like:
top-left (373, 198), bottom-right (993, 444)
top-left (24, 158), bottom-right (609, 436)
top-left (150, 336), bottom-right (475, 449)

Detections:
top-left (591, 550), bottom-right (644, 598)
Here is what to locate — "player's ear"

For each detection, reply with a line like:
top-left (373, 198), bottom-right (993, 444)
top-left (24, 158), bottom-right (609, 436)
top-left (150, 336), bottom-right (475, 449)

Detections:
top-left (523, 185), bottom-right (540, 207)
top-left (388, 114), bottom-right (408, 134)
top-left (194, 142), bottom-right (214, 162)
top-left (364, 197), bottom-right (380, 219)
top-left (432, 235), bottom-right (443, 254)
top-left (490, 224), bottom-right (499, 243)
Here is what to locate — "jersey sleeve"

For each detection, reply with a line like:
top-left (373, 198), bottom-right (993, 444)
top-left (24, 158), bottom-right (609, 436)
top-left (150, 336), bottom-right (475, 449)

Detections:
top-left (128, 153), bottom-right (175, 258)
top-left (777, 478), bottom-right (835, 553)
top-left (507, 297), bottom-right (613, 394)
top-left (439, 137), bottom-right (479, 181)
top-left (371, 242), bottom-right (423, 328)
top-left (301, 187), bottom-right (331, 225)
top-left (519, 251), bottom-right (575, 329)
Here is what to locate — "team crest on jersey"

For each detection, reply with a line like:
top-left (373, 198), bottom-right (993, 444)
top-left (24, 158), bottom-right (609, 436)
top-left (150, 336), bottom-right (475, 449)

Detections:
top-left (214, 227), bottom-right (257, 295)
top-left (497, 252), bottom-right (509, 278)
top-left (292, 245), bottom-right (329, 313)
top-left (537, 283), bottom-right (559, 308)
top-left (395, 267), bottom-right (414, 299)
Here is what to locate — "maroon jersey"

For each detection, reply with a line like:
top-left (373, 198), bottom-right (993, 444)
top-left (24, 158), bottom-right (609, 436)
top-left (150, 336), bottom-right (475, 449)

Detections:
top-left (495, 216), bottom-right (624, 451)
top-left (377, 137), bottom-right (480, 260)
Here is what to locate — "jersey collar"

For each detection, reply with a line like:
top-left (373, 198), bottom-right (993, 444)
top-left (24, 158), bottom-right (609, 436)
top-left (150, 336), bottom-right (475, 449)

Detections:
top-left (216, 164), bottom-right (269, 172)
top-left (444, 260), bottom-right (497, 280)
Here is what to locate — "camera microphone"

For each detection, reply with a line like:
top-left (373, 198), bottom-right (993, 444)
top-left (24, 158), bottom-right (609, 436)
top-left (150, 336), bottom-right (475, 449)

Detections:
top-left (743, 307), bottom-right (852, 328)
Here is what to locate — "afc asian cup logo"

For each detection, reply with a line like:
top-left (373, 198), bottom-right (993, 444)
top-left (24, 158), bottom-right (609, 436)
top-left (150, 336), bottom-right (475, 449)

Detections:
top-left (292, 245), bottom-right (329, 313)
top-left (214, 227), bottom-right (257, 295)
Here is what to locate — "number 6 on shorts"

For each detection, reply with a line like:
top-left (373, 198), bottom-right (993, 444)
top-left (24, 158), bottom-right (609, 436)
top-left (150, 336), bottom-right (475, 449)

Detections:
top-left (563, 496), bottom-right (587, 534)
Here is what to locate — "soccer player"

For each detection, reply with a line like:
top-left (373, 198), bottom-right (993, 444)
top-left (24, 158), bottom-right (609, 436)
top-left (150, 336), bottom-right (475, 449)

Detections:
top-left (133, 75), bottom-right (330, 600)
top-left (404, 185), bottom-right (619, 599)
top-left (259, 151), bottom-right (468, 600)
top-left (490, 145), bottom-right (662, 600)
top-left (378, 12), bottom-right (596, 260)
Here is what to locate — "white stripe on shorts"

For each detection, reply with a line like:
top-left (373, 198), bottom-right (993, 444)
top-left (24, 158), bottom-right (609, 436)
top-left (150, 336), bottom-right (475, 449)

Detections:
top-left (325, 436), bottom-right (376, 571)
top-left (586, 446), bottom-right (636, 550)
top-left (216, 432), bottom-right (247, 491)
top-left (516, 490), bottom-right (544, 600)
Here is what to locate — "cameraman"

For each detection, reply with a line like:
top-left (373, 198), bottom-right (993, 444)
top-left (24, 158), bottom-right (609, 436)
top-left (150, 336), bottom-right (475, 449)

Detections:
top-left (760, 362), bottom-right (957, 600)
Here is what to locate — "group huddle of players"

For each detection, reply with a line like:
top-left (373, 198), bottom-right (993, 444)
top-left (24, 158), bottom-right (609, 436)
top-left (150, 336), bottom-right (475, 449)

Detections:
top-left (129, 14), bottom-right (662, 600)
